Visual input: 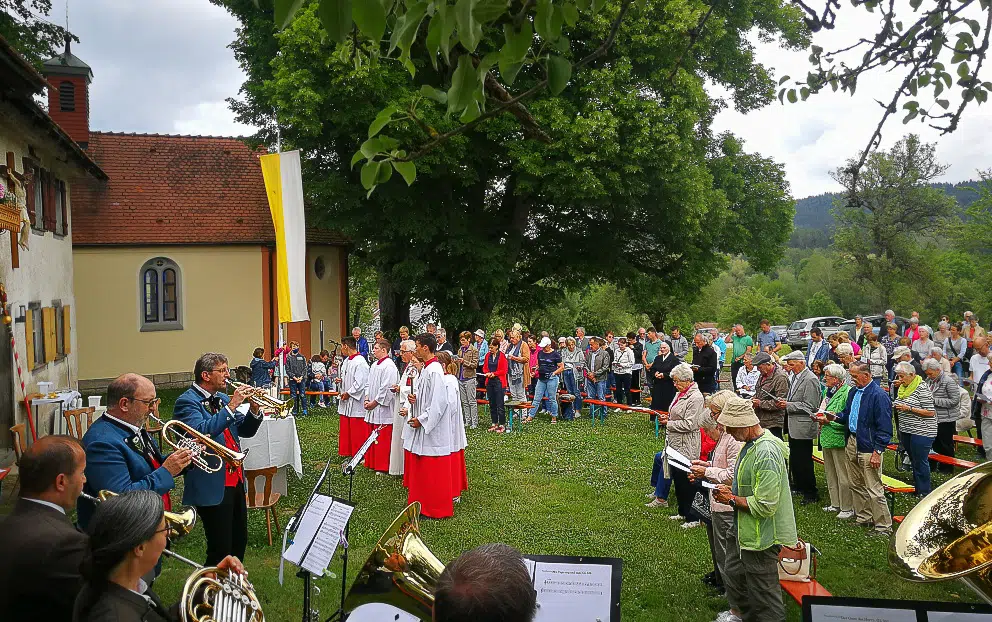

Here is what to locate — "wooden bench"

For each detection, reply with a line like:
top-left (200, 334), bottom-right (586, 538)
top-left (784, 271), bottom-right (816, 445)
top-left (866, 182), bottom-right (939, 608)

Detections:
top-left (927, 452), bottom-right (977, 470)
top-left (781, 579), bottom-right (832, 604)
top-left (954, 434), bottom-right (983, 447)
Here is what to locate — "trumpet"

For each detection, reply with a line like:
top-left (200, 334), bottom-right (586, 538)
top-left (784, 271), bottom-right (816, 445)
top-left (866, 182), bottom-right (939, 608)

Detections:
top-left (148, 414), bottom-right (247, 474)
top-left (226, 379), bottom-right (294, 419)
top-left (79, 490), bottom-right (197, 539)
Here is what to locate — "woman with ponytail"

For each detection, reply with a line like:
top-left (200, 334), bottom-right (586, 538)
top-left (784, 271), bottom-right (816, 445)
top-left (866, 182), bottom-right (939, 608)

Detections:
top-left (73, 490), bottom-right (244, 622)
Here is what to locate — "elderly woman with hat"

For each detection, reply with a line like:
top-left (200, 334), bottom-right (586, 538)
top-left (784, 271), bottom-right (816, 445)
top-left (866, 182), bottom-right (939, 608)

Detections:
top-left (657, 363), bottom-right (706, 526)
top-left (712, 397), bottom-right (796, 622)
top-left (689, 390), bottom-right (741, 597)
top-left (892, 345), bottom-right (923, 377)
top-left (892, 360), bottom-right (937, 495)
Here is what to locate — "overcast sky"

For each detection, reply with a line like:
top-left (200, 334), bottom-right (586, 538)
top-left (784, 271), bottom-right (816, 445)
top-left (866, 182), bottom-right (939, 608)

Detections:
top-left (48, 0), bottom-right (991, 198)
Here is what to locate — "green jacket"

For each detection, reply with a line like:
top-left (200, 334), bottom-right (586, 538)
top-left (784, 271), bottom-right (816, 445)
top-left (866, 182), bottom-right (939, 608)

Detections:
top-left (732, 429), bottom-right (797, 551)
top-left (819, 384), bottom-right (852, 449)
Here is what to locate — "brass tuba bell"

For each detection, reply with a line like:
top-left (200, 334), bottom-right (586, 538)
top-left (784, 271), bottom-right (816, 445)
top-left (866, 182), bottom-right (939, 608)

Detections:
top-left (81, 490), bottom-right (198, 539)
top-left (343, 502), bottom-right (446, 619)
top-left (889, 461), bottom-right (992, 603)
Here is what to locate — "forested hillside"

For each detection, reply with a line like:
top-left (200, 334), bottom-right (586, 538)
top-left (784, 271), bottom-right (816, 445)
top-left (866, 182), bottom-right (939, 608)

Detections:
top-left (790, 180), bottom-right (985, 248)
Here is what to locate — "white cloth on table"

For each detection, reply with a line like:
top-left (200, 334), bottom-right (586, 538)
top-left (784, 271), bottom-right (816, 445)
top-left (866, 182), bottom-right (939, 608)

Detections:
top-left (339, 354), bottom-right (370, 419)
top-left (33, 390), bottom-right (82, 434)
top-left (241, 416), bottom-right (304, 496)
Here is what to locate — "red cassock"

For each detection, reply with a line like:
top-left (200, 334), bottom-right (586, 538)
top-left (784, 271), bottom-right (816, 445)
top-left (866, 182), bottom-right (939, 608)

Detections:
top-left (363, 422), bottom-right (392, 472)
top-left (451, 449), bottom-right (468, 497)
top-left (403, 450), bottom-right (412, 488)
top-left (407, 453), bottom-right (455, 519)
top-left (348, 417), bottom-right (369, 457)
top-left (338, 415), bottom-right (352, 456)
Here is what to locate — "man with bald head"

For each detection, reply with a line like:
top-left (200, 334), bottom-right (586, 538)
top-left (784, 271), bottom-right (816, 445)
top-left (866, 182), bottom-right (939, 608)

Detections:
top-left (78, 373), bottom-right (191, 528)
top-left (0, 435), bottom-right (88, 622)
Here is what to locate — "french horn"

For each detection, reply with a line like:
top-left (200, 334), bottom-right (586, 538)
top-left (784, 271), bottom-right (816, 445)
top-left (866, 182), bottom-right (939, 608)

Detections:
top-left (889, 460), bottom-right (992, 603)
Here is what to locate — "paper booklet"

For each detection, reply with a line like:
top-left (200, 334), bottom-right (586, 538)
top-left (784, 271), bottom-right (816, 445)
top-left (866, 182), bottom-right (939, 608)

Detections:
top-left (282, 493), bottom-right (355, 576)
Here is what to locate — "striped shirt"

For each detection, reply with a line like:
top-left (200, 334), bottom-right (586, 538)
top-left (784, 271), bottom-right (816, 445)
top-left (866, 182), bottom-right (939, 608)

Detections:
top-left (894, 382), bottom-right (937, 437)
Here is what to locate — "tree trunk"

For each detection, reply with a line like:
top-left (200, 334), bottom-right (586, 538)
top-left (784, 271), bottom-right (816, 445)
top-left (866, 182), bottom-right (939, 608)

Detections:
top-left (378, 276), bottom-right (411, 335)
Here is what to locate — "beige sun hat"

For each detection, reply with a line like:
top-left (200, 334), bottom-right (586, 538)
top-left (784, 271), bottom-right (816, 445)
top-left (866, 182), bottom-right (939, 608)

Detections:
top-left (717, 397), bottom-right (760, 428)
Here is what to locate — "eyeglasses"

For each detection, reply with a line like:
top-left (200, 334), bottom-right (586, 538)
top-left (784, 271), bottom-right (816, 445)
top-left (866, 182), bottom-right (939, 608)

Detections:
top-left (209, 367), bottom-right (230, 374)
top-left (132, 397), bottom-right (162, 408)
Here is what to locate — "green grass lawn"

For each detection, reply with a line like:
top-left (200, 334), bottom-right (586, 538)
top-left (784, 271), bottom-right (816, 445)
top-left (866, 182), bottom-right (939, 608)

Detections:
top-left (6, 386), bottom-right (981, 621)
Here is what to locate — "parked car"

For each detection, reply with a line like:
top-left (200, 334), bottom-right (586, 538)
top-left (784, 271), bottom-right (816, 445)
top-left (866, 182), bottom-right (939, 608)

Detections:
top-left (860, 314), bottom-right (910, 335)
top-left (770, 325), bottom-right (788, 342)
top-left (785, 316), bottom-right (848, 349)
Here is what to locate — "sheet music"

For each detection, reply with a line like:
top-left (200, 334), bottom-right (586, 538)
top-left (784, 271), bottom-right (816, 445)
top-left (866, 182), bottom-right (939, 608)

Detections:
top-left (665, 446), bottom-right (693, 472)
top-left (282, 494), bottom-right (354, 576)
top-left (526, 560), bottom-right (613, 622)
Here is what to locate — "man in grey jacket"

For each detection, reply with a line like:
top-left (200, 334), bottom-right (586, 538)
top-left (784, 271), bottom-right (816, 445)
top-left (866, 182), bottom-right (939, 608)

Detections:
top-left (777, 350), bottom-right (821, 504)
top-left (584, 338), bottom-right (611, 421)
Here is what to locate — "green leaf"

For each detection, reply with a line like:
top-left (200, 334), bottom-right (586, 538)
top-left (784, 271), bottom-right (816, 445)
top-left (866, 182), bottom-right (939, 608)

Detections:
top-left (535, 0), bottom-right (557, 42)
top-left (360, 161), bottom-right (380, 189)
top-left (460, 98), bottom-right (482, 122)
top-left (902, 110), bottom-right (918, 124)
top-left (319, 0), bottom-right (353, 43)
top-left (591, 0), bottom-right (606, 14)
top-left (391, 2), bottom-right (427, 60)
top-left (778, 75), bottom-right (790, 86)
top-left (420, 84), bottom-right (448, 103)
top-left (561, 2), bottom-right (578, 26)
top-left (393, 161), bottom-right (417, 185)
top-left (909, 0), bottom-right (921, 9)
top-left (473, 0), bottom-right (507, 24)
top-left (447, 55), bottom-right (480, 117)
top-left (499, 59), bottom-right (523, 84)
top-left (426, 4), bottom-right (456, 67)
top-left (401, 56), bottom-right (416, 77)
top-left (547, 55), bottom-right (571, 95)
top-left (786, 89), bottom-right (797, 103)
top-left (936, 98), bottom-right (949, 109)
top-left (360, 137), bottom-right (385, 157)
top-left (350, 151), bottom-right (365, 169)
top-left (455, 0), bottom-right (483, 52)
top-left (368, 105), bottom-right (398, 138)
top-left (377, 161), bottom-right (393, 183)
top-left (273, 0), bottom-right (306, 29)
top-left (502, 22), bottom-right (533, 63)
top-left (799, 87), bottom-right (809, 100)
top-left (958, 62), bottom-right (971, 79)
top-left (575, 0), bottom-right (590, 10)
top-left (353, 0), bottom-right (387, 43)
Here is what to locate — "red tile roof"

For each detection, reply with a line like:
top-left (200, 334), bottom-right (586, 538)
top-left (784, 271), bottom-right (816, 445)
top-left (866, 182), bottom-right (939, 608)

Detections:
top-left (71, 132), bottom-right (346, 246)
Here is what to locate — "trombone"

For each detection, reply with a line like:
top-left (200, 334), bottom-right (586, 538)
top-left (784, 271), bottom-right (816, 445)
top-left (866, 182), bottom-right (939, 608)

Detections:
top-left (147, 413), bottom-right (247, 474)
top-left (79, 489), bottom-right (197, 539)
top-left (226, 379), bottom-right (294, 419)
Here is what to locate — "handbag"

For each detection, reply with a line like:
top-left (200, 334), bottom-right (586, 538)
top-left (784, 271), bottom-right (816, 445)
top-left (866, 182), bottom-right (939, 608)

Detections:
top-left (690, 489), bottom-right (712, 523)
top-left (778, 539), bottom-right (817, 582)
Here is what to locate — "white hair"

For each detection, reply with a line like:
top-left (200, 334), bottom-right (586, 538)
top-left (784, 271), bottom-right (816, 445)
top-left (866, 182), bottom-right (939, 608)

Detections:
top-left (885, 309), bottom-right (895, 316)
top-left (895, 361), bottom-right (917, 376)
top-left (918, 325), bottom-right (930, 336)
top-left (835, 343), bottom-right (854, 356)
top-left (659, 341), bottom-right (671, 352)
top-left (939, 321), bottom-right (949, 330)
top-left (823, 363), bottom-right (847, 379)
top-left (922, 358), bottom-right (943, 372)
top-left (400, 339), bottom-right (416, 351)
top-left (696, 331), bottom-right (711, 344)
top-left (671, 363), bottom-right (694, 382)
top-left (930, 346), bottom-right (943, 356)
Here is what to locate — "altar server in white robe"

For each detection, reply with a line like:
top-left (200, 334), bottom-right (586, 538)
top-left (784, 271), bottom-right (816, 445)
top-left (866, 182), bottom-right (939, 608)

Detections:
top-left (437, 352), bottom-right (469, 501)
top-left (363, 338), bottom-right (399, 472)
top-left (337, 337), bottom-right (370, 457)
top-left (391, 340), bottom-right (419, 478)
top-left (405, 333), bottom-right (455, 518)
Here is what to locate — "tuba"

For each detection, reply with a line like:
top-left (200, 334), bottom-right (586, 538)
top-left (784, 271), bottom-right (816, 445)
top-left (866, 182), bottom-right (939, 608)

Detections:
top-left (889, 461), bottom-right (992, 603)
top-left (226, 379), bottom-right (294, 418)
top-left (148, 414), bottom-right (247, 474)
top-left (80, 490), bottom-right (197, 539)
top-left (343, 502), bottom-right (445, 619)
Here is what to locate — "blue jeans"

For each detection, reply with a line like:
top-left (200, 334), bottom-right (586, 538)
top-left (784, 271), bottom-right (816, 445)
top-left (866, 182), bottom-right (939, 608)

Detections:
top-left (900, 431), bottom-right (934, 496)
top-left (586, 377), bottom-right (607, 419)
top-left (651, 452), bottom-right (672, 498)
top-left (562, 369), bottom-right (582, 419)
top-left (607, 371), bottom-right (616, 398)
top-left (529, 376), bottom-right (560, 419)
top-left (289, 378), bottom-right (308, 414)
top-left (952, 360), bottom-right (963, 379)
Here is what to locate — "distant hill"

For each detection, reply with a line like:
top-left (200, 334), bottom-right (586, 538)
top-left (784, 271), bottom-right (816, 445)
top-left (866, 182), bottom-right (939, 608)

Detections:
top-left (790, 180), bottom-right (985, 248)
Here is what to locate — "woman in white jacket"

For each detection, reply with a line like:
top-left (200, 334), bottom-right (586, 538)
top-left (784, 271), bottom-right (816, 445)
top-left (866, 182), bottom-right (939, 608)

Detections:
top-left (612, 338), bottom-right (635, 405)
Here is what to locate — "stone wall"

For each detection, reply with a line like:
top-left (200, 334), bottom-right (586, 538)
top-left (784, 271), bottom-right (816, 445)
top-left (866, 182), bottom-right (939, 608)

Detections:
top-left (78, 372), bottom-right (193, 395)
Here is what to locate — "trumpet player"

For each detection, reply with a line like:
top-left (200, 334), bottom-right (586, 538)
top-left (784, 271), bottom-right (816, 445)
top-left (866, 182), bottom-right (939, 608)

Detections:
top-left (79, 374), bottom-right (192, 529)
top-left (174, 353), bottom-right (262, 566)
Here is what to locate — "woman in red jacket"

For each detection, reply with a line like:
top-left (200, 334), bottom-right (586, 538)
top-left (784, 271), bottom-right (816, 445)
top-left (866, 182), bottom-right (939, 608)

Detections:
top-left (483, 337), bottom-right (509, 432)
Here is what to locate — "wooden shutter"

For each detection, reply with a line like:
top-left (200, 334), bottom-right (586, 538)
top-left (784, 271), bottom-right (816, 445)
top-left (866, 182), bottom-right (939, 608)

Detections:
top-left (43, 171), bottom-right (57, 232)
top-left (62, 305), bottom-right (71, 355)
top-left (43, 307), bottom-right (56, 363)
top-left (25, 309), bottom-right (34, 369)
top-left (23, 159), bottom-right (35, 227)
top-left (59, 181), bottom-right (68, 235)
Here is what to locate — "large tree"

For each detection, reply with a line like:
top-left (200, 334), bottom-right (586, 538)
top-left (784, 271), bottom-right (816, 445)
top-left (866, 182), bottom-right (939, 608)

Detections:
top-left (216, 0), bottom-right (798, 329)
top-left (0, 0), bottom-right (76, 66)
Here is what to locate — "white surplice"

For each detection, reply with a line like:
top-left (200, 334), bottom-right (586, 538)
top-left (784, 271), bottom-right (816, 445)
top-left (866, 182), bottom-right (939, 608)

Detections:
top-left (390, 362), bottom-right (418, 475)
top-left (443, 374), bottom-right (467, 453)
top-left (365, 357), bottom-right (399, 425)
top-left (406, 360), bottom-right (451, 456)
top-left (339, 354), bottom-right (370, 419)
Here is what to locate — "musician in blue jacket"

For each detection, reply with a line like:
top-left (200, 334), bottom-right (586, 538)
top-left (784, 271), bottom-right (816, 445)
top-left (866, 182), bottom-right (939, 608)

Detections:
top-left (79, 374), bottom-right (192, 529)
top-left (174, 353), bottom-right (263, 566)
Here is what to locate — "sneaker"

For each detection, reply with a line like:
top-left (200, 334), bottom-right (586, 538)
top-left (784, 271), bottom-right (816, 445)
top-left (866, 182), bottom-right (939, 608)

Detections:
top-left (645, 498), bottom-right (668, 508)
top-left (645, 492), bottom-right (657, 500)
top-left (681, 520), bottom-right (701, 529)
top-left (836, 510), bottom-right (855, 519)
top-left (822, 505), bottom-right (838, 512)
top-left (716, 611), bottom-right (742, 622)
top-left (668, 514), bottom-right (685, 521)
top-left (854, 520), bottom-right (872, 528)
top-left (873, 527), bottom-right (892, 536)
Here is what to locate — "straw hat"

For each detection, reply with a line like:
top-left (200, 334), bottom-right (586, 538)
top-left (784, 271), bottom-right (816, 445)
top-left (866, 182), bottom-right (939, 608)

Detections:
top-left (717, 397), bottom-right (760, 428)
